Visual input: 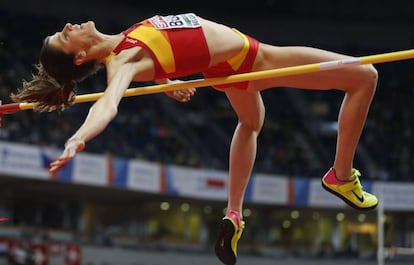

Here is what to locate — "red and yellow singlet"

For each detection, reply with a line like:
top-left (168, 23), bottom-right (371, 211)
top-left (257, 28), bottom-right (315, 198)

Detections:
top-left (107, 13), bottom-right (259, 89)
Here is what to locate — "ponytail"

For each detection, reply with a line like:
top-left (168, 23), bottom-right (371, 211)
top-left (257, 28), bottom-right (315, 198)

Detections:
top-left (10, 64), bottom-right (77, 112)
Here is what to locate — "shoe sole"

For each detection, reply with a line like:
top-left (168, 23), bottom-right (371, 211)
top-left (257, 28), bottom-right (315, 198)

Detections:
top-left (321, 180), bottom-right (378, 211)
top-left (215, 219), bottom-right (237, 265)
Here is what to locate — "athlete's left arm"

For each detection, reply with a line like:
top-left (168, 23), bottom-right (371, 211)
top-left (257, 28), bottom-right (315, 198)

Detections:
top-left (156, 78), bottom-right (196, 102)
top-left (49, 62), bottom-right (138, 175)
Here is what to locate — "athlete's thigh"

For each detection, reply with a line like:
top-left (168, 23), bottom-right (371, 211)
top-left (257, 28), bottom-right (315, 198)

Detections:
top-left (249, 44), bottom-right (376, 91)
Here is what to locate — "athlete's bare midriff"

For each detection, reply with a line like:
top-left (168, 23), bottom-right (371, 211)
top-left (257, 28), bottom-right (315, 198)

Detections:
top-left (198, 17), bottom-right (246, 67)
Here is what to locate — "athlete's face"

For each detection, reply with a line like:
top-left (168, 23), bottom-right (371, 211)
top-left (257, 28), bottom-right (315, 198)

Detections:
top-left (48, 21), bottom-right (96, 54)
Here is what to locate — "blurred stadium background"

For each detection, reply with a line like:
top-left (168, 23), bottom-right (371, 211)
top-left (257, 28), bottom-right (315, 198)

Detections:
top-left (1, 0), bottom-right (414, 264)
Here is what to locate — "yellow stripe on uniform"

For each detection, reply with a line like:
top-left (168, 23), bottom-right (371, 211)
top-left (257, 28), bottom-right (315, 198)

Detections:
top-left (104, 51), bottom-right (116, 65)
top-left (127, 26), bottom-right (176, 73)
top-left (226, 29), bottom-right (250, 71)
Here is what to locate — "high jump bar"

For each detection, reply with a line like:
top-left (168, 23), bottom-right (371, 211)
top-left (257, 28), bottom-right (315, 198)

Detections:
top-left (1, 48), bottom-right (414, 114)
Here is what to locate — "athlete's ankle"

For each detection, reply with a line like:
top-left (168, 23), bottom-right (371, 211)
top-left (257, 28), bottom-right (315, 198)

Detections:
top-left (226, 209), bottom-right (242, 228)
top-left (324, 167), bottom-right (353, 184)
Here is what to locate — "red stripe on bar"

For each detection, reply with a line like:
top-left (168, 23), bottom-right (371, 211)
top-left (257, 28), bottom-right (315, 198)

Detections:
top-left (0, 103), bottom-right (22, 114)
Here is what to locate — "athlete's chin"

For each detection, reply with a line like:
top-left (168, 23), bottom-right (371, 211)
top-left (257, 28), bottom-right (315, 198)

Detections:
top-left (84, 21), bottom-right (96, 29)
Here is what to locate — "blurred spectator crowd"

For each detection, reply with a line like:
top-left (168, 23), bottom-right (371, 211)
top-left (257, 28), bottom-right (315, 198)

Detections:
top-left (0, 8), bottom-right (413, 182)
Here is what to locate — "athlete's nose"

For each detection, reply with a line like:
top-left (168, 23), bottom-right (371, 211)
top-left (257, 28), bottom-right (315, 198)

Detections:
top-left (64, 23), bottom-right (73, 31)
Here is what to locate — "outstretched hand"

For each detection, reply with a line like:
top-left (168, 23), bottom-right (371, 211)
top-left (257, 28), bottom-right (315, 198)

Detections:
top-left (165, 88), bottom-right (196, 102)
top-left (49, 138), bottom-right (85, 176)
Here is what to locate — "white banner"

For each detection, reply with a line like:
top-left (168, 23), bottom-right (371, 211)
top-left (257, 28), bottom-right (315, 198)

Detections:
top-left (72, 153), bottom-right (108, 186)
top-left (0, 141), bottom-right (50, 179)
top-left (167, 165), bottom-right (227, 200)
top-left (126, 160), bottom-right (161, 193)
top-left (373, 182), bottom-right (414, 211)
top-left (251, 173), bottom-right (289, 204)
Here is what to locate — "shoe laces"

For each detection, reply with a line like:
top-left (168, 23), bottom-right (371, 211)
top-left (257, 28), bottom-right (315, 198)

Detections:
top-left (350, 168), bottom-right (361, 179)
top-left (350, 168), bottom-right (363, 194)
top-left (239, 220), bottom-right (245, 232)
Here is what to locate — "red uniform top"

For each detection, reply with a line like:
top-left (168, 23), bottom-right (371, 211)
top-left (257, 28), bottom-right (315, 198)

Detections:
top-left (107, 13), bottom-right (259, 89)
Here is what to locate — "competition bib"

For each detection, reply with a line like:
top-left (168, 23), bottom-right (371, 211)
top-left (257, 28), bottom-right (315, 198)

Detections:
top-left (148, 13), bottom-right (201, 30)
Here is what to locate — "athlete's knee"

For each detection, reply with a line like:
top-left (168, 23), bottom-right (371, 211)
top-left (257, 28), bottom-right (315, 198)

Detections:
top-left (238, 120), bottom-right (263, 135)
top-left (360, 64), bottom-right (378, 95)
top-left (238, 112), bottom-right (265, 134)
top-left (345, 64), bottom-right (378, 97)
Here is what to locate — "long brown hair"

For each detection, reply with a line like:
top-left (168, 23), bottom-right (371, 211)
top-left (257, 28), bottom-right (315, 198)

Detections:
top-left (10, 37), bottom-right (102, 112)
